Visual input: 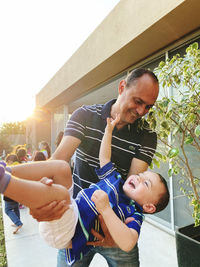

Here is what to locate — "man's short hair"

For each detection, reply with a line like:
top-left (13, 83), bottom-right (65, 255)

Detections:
top-left (125, 68), bottom-right (158, 88)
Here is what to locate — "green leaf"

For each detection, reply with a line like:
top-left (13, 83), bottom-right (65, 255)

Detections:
top-left (194, 125), bottom-right (200, 137)
top-left (149, 162), bottom-right (153, 169)
top-left (168, 168), bottom-right (173, 177)
top-left (185, 136), bottom-right (194, 144)
top-left (161, 121), bottom-right (169, 129)
top-left (159, 61), bottom-right (165, 68)
top-left (168, 148), bottom-right (179, 158)
top-left (153, 158), bottom-right (160, 168)
top-left (155, 152), bottom-right (163, 159)
top-left (191, 42), bottom-right (198, 50)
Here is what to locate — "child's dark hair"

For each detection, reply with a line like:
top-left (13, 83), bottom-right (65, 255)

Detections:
top-left (40, 141), bottom-right (51, 159)
top-left (154, 174), bottom-right (170, 213)
top-left (5, 153), bottom-right (19, 163)
top-left (33, 151), bottom-right (46, 161)
top-left (16, 148), bottom-right (27, 163)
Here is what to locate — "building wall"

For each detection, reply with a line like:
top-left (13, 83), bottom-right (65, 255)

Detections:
top-left (36, 0), bottom-right (200, 110)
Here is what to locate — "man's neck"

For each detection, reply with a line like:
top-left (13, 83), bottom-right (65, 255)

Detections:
top-left (110, 102), bottom-right (132, 130)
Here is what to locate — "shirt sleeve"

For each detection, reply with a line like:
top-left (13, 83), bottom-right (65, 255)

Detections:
top-left (64, 106), bottom-right (87, 141)
top-left (95, 162), bottom-right (119, 180)
top-left (126, 213), bottom-right (144, 236)
top-left (135, 128), bottom-right (157, 165)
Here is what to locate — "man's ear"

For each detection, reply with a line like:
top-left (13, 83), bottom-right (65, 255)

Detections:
top-left (118, 80), bottom-right (126, 95)
top-left (143, 203), bottom-right (156, 214)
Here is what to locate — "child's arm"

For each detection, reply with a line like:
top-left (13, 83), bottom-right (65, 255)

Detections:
top-left (91, 190), bottom-right (138, 252)
top-left (99, 115), bottom-right (120, 168)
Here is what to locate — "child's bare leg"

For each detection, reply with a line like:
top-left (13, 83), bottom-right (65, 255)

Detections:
top-left (9, 160), bottom-right (72, 189)
top-left (1, 169), bottom-right (70, 209)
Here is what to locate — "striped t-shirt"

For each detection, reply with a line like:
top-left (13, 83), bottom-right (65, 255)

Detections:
top-left (65, 99), bottom-right (157, 197)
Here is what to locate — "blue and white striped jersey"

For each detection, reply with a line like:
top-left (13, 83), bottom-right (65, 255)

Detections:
top-left (65, 162), bottom-right (144, 266)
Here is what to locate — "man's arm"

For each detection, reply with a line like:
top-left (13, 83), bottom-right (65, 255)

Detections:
top-left (51, 136), bottom-right (81, 161)
top-left (30, 136), bottom-right (81, 222)
top-left (128, 157), bottom-right (149, 176)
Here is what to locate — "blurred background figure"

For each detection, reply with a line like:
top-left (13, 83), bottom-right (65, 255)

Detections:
top-left (39, 141), bottom-right (51, 159)
top-left (55, 131), bottom-right (64, 148)
top-left (26, 144), bottom-right (33, 161)
top-left (16, 147), bottom-right (28, 163)
top-left (3, 153), bottom-right (23, 234)
top-left (15, 146), bottom-right (28, 208)
top-left (32, 151), bottom-right (46, 161)
top-left (5, 153), bottom-right (19, 166)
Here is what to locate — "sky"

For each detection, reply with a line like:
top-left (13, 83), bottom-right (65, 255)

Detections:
top-left (0, 0), bottom-right (120, 124)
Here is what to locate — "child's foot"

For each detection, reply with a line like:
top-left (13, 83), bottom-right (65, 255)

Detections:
top-left (13, 224), bottom-right (23, 234)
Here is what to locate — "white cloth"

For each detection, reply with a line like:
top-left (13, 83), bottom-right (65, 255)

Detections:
top-left (39, 184), bottom-right (78, 249)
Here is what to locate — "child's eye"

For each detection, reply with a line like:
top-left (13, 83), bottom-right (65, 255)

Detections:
top-left (144, 181), bottom-right (149, 187)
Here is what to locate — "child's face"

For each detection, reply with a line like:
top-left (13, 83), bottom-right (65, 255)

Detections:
top-left (123, 171), bottom-right (164, 208)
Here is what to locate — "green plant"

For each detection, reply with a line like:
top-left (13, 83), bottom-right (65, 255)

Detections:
top-left (0, 198), bottom-right (7, 267)
top-left (147, 42), bottom-right (200, 226)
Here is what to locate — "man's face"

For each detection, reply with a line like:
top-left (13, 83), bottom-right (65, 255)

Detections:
top-left (117, 74), bottom-right (159, 125)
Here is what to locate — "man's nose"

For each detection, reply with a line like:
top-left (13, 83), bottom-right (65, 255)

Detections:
top-left (136, 105), bottom-right (146, 116)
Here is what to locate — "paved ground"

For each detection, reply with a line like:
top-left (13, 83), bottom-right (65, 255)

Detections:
top-left (2, 197), bottom-right (177, 267)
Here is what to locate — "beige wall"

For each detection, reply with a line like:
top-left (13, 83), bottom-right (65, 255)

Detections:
top-left (36, 0), bottom-right (200, 110)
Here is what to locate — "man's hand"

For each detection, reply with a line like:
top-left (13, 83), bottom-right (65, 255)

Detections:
top-left (29, 177), bottom-right (69, 222)
top-left (87, 214), bottom-right (117, 248)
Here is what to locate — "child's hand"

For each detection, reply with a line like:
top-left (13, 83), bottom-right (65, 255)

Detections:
top-left (106, 114), bottom-right (120, 132)
top-left (91, 190), bottom-right (110, 214)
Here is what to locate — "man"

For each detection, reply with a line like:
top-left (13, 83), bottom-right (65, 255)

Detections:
top-left (30, 68), bottom-right (159, 267)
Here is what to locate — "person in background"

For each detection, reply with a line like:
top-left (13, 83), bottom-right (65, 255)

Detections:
top-left (16, 147), bottom-right (28, 209)
top-left (16, 148), bottom-right (28, 163)
top-left (32, 151), bottom-right (46, 161)
top-left (5, 154), bottom-right (19, 166)
top-left (39, 141), bottom-right (51, 159)
top-left (3, 154), bottom-right (23, 234)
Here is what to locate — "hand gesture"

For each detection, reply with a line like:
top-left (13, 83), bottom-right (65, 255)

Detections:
top-left (29, 177), bottom-right (69, 221)
top-left (105, 114), bottom-right (120, 133)
top-left (91, 189), bottom-right (110, 214)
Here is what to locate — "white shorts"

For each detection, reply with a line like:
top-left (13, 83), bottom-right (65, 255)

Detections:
top-left (39, 184), bottom-right (78, 249)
